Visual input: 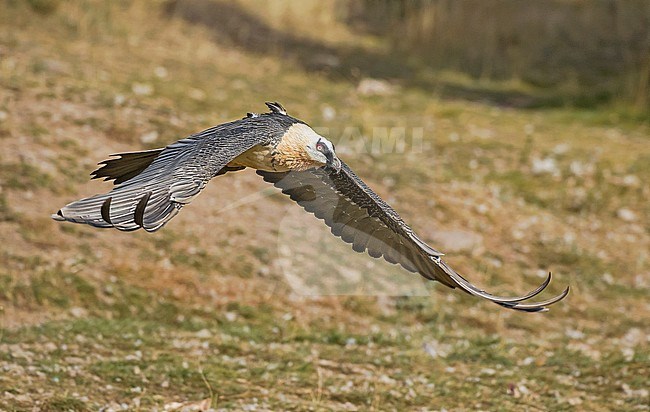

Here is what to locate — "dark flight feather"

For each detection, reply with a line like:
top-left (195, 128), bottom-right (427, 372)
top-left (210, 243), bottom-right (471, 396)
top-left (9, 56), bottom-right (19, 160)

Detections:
top-left (91, 149), bottom-right (163, 184)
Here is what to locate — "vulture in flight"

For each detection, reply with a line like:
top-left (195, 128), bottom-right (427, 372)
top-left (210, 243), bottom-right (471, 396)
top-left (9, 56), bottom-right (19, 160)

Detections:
top-left (53, 102), bottom-right (568, 312)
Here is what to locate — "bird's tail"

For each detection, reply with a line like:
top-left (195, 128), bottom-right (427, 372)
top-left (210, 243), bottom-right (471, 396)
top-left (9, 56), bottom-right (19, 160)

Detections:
top-left (52, 184), bottom-right (181, 232)
top-left (52, 193), bottom-right (114, 229)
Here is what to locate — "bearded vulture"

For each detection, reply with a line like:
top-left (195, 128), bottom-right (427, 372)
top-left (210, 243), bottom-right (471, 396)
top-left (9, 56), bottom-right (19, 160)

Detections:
top-left (52, 102), bottom-right (568, 312)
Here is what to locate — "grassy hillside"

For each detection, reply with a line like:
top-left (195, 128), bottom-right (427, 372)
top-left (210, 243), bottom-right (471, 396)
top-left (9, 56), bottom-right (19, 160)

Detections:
top-left (349, 0), bottom-right (650, 113)
top-left (1, 1), bottom-right (649, 410)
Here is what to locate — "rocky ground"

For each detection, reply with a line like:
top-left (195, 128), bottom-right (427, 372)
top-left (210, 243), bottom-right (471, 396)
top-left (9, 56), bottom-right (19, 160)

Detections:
top-left (0, 1), bottom-right (648, 411)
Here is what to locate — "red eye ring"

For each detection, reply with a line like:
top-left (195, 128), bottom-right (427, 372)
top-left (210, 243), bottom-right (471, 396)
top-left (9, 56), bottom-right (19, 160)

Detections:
top-left (316, 143), bottom-right (325, 152)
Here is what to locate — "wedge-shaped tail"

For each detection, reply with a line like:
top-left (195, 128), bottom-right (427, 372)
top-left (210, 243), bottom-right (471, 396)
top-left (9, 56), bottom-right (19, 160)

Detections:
top-left (52, 180), bottom-right (183, 232)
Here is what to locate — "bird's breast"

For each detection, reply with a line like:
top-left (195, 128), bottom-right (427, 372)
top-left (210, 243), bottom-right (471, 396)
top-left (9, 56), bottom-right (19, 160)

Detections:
top-left (227, 144), bottom-right (290, 172)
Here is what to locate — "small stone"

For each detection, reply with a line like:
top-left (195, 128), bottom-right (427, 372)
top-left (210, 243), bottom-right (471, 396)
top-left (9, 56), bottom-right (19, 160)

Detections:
top-left (257, 266), bottom-right (270, 277)
top-left (621, 174), bottom-right (640, 188)
top-left (423, 339), bottom-right (450, 358)
top-left (154, 66), bottom-right (168, 78)
top-left (552, 143), bottom-right (570, 155)
top-left (164, 401), bottom-right (183, 411)
top-left (114, 94), bottom-right (126, 106)
top-left (12, 394), bottom-right (32, 403)
top-left (531, 157), bottom-right (559, 176)
top-left (622, 383), bottom-right (649, 398)
top-left (64, 356), bottom-right (85, 364)
top-left (322, 106), bottom-right (336, 121)
top-left (69, 307), bottom-right (87, 318)
top-left (524, 124), bottom-right (535, 135)
top-left (602, 273), bottom-right (614, 285)
top-left (357, 78), bottom-right (396, 96)
top-left (565, 328), bottom-right (585, 340)
top-left (188, 88), bottom-right (206, 101)
top-left (475, 203), bottom-right (489, 215)
top-left (567, 397), bottom-right (583, 405)
top-left (617, 208), bottom-right (637, 222)
top-left (427, 230), bottom-right (483, 254)
top-left (140, 131), bottom-right (158, 144)
top-left (520, 357), bottom-right (535, 366)
top-left (469, 125), bottom-right (494, 139)
top-left (622, 328), bottom-right (645, 346)
top-left (131, 83), bottom-right (153, 96)
top-left (621, 347), bottom-right (634, 361)
top-left (569, 161), bottom-right (586, 177)
top-left (311, 53), bottom-right (341, 68)
top-left (43, 59), bottom-right (70, 75)
top-left (518, 384), bottom-right (530, 395)
top-left (195, 329), bottom-right (212, 339)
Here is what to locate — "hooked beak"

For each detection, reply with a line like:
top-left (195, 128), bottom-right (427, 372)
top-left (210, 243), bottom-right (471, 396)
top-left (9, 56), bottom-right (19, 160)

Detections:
top-left (327, 156), bottom-right (341, 173)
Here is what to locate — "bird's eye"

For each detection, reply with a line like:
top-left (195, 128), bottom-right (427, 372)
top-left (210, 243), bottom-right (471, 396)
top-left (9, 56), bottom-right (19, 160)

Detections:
top-left (316, 143), bottom-right (325, 152)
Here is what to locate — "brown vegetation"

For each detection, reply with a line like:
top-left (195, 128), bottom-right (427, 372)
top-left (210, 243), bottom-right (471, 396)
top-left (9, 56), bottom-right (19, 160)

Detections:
top-left (0, 0), bottom-right (648, 410)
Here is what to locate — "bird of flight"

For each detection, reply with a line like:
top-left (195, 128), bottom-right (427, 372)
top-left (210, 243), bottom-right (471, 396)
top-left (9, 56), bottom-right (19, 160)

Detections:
top-left (53, 102), bottom-right (568, 312)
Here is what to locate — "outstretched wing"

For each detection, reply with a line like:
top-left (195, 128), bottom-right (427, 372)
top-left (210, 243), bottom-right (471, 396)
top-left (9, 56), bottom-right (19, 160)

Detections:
top-left (53, 121), bottom-right (270, 232)
top-left (90, 149), bottom-right (246, 184)
top-left (257, 161), bottom-right (569, 312)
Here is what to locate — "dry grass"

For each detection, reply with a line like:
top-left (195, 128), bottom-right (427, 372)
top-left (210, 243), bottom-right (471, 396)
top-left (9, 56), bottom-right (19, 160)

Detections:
top-left (0, 1), bottom-right (649, 410)
top-left (349, 0), bottom-right (650, 113)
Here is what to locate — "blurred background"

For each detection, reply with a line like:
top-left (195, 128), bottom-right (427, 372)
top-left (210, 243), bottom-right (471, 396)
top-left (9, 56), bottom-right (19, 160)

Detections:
top-left (0, 0), bottom-right (648, 410)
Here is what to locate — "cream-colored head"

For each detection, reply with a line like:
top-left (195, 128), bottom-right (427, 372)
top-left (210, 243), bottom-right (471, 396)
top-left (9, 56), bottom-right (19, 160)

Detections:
top-left (274, 123), bottom-right (341, 172)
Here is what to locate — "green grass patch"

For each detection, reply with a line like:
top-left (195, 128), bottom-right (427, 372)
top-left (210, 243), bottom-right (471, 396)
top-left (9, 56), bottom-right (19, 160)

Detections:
top-left (42, 396), bottom-right (89, 412)
top-left (0, 162), bottom-right (54, 191)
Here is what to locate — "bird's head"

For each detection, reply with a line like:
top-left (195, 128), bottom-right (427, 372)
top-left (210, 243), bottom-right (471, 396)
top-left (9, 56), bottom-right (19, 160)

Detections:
top-left (305, 132), bottom-right (341, 173)
top-left (275, 122), bottom-right (341, 172)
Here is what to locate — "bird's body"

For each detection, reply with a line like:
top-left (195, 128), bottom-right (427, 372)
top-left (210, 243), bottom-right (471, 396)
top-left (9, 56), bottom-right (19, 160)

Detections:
top-left (227, 144), bottom-right (280, 171)
top-left (227, 122), bottom-right (334, 172)
top-left (53, 102), bottom-right (568, 312)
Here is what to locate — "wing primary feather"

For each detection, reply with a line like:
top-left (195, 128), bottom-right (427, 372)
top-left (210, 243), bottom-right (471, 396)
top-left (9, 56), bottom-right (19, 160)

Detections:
top-left (443, 265), bottom-right (552, 303)
top-left (91, 149), bottom-right (164, 184)
top-left (440, 266), bottom-right (569, 310)
top-left (351, 223), bottom-right (373, 253)
top-left (494, 286), bottom-right (570, 312)
top-left (364, 228), bottom-right (390, 259)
